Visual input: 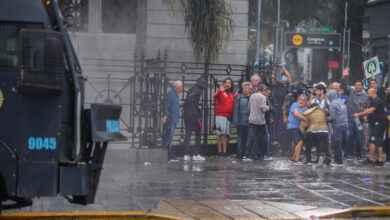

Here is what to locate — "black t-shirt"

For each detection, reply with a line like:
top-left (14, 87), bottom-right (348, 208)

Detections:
top-left (377, 88), bottom-right (386, 101)
top-left (368, 97), bottom-right (386, 125)
top-left (272, 82), bottom-right (289, 105)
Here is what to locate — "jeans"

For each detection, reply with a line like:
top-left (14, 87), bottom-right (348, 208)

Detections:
top-left (305, 132), bottom-right (328, 163)
top-left (237, 126), bottom-right (249, 156)
top-left (183, 119), bottom-right (201, 156)
top-left (273, 107), bottom-right (286, 142)
top-left (346, 120), bottom-right (363, 157)
top-left (244, 123), bottom-right (270, 158)
top-left (164, 122), bottom-right (177, 159)
top-left (332, 125), bottom-right (347, 164)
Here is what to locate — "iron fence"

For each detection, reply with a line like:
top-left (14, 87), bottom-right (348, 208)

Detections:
top-left (82, 50), bottom-right (255, 148)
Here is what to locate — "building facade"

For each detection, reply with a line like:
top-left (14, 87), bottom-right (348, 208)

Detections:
top-left (363, 0), bottom-right (390, 75)
top-left (64, 0), bottom-right (249, 68)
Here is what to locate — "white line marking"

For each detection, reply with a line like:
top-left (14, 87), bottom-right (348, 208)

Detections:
top-left (337, 179), bottom-right (390, 199)
top-left (320, 183), bottom-right (385, 206)
top-left (282, 180), bottom-right (350, 207)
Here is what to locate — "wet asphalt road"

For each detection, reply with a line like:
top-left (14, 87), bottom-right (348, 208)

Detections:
top-left (6, 154), bottom-right (390, 213)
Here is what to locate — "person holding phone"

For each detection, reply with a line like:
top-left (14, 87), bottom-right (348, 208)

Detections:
top-left (213, 77), bottom-right (235, 157)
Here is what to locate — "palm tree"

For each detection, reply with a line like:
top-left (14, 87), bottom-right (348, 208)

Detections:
top-left (162, 0), bottom-right (234, 63)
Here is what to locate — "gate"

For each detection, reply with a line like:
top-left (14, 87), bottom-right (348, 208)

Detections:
top-left (83, 50), bottom-right (253, 148)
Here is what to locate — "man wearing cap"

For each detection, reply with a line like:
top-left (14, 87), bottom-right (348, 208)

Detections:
top-left (271, 65), bottom-right (292, 154)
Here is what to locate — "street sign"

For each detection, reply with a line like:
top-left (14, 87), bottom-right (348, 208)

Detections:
top-left (364, 56), bottom-right (381, 78)
top-left (285, 33), bottom-right (341, 49)
top-left (307, 26), bottom-right (333, 33)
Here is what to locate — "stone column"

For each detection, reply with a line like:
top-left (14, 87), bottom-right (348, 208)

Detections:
top-left (135, 0), bottom-right (147, 54)
top-left (88, 0), bottom-right (102, 33)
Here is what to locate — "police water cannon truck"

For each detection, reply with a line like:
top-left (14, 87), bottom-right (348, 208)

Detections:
top-left (0, 0), bottom-right (126, 212)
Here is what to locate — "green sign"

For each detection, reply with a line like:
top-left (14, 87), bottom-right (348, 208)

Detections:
top-left (364, 56), bottom-right (381, 78)
top-left (307, 26), bottom-right (333, 33)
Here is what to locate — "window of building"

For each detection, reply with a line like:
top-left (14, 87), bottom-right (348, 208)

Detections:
top-left (102, 0), bottom-right (137, 34)
top-left (59, 0), bottom-right (89, 32)
top-left (362, 16), bottom-right (370, 40)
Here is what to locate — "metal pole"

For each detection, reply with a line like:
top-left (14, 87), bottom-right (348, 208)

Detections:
top-left (255, 0), bottom-right (262, 62)
top-left (342, 1), bottom-right (349, 69)
top-left (277, 0), bottom-right (280, 25)
top-left (273, 28), bottom-right (278, 64)
top-left (344, 1), bottom-right (348, 28)
top-left (342, 28), bottom-right (346, 69)
top-left (273, 0), bottom-right (281, 65)
top-left (203, 53), bottom-right (210, 147)
top-left (388, 36), bottom-right (390, 78)
top-left (347, 29), bottom-right (350, 67)
top-left (274, 0), bottom-right (281, 76)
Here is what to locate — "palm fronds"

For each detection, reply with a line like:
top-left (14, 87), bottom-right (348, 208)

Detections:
top-left (162, 0), bottom-right (234, 63)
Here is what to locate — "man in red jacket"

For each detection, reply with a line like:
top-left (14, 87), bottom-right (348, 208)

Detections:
top-left (213, 78), bottom-right (235, 157)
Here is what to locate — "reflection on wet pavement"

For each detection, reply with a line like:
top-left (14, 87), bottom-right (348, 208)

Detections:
top-left (8, 156), bottom-right (390, 212)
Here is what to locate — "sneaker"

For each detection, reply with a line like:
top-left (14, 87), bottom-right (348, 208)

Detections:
top-left (346, 155), bottom-right (352, 160)
top-left (193, 155), bottom-right (205, 161)
top-left (357, 156), bottom-right (362, 161)
top-left (168, 158), bottom-right (179, 162)
top-left (331, 162), bottom-right (344, 167)
top-left (363, 158), bottom-right (374, 165)
top-left (305, 162), bottom-right (312, 166)
top-left (223, 152), bottom-right (228, 158)
top-left (375, 160), bottom-right (384, 167)
top-left (217, 152), bottom-right (224, 157)
top-left (317, 156), bottom-right (324, 168)
top-left (292, 160), bottom-right (304, 166)
top-left (183, 155), bottom-right (191, 161)
top-left (264, 156), bottom-right (273, 161)
top-left (242, 156), bottom-right (253, 161)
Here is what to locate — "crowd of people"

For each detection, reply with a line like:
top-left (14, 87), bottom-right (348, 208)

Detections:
top-left (163, 65), bottom-right (390, 168)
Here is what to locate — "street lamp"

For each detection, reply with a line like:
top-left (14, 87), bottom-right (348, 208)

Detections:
top-left (255, 0), bottom-right (262, 62)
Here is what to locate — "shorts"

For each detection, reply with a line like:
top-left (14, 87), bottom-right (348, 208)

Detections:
top-left (216, 116), bottom-right (231, 135)
top-left (369, 122), bottom-right (386, 147)
top-left (287, 128), bottom-right (303, 144)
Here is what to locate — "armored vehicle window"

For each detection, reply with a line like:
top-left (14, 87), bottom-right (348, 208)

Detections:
top-left (18, 29), bottom-right (64, 93)
top-left (0, 22), bottom-right (43, 71)
top-left (0, 23), bottom-right (18, 69)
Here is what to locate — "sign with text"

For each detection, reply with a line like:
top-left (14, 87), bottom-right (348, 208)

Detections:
top-left (307, 26), bottom-right (333, 33)
top-left (285, 33), bottom-right (341, 49)
top-left (364, 56), bottom-right (381, 78)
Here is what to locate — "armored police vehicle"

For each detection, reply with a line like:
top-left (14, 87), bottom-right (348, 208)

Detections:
top-left (0, 0), bottom-right (125, 212)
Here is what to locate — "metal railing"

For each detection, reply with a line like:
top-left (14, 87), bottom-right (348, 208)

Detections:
top-left (82, 50), bottom-right (253, 148)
